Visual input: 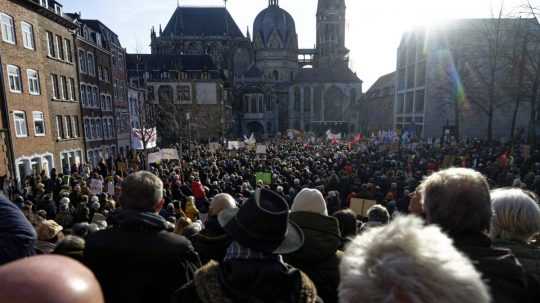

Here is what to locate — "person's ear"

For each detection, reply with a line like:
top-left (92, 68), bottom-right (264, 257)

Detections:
top-left (154, 198), bottom-right (165, 213)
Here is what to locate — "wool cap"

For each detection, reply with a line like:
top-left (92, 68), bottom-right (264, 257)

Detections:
top-left (291, 188), bottom-right (328, 216)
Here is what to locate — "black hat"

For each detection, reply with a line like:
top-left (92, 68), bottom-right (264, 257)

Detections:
top-left (218, 188), bottom-right (303, 254)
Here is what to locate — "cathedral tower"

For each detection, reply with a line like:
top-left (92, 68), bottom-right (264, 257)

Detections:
top-left (316, 0), bottom-right (349, 67)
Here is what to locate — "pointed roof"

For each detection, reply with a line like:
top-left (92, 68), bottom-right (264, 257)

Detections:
top-left (295, 66), bottom-right (361, 83)
top-left (162, 6), bottom-right (244, 38)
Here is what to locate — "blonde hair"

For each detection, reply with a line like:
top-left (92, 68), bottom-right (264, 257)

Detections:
top-left (490, 188), bottom-right (540, 243)
top-left (339, 216), bottom-right (490, 303)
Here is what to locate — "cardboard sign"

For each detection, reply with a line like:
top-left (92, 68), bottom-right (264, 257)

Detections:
top-left (350, 198), bottom-right (377, 218)
top-left (228, 141), bottom-right (242, 150)
top-left (209, 143), bottom-right (221, 153)
top-left (160, 148), bottom-right (179, 160)
top-left (256, 145), bottom-right (267, 154)
top-left (148, 152), bottom-right (161, 164)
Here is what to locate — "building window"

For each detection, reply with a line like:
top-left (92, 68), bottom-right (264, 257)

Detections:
top-left (56, 35), bottom-right (65, 60)
top-left (46, 31), bottom-right (56, 57)
top-left (84, 119), bottom-right (90, 139)
top-left (72, 116), bottom-right (80, 137)
top-left (40, 0), bottom-right (48, 8)
top-left (415, 90), bottom-right (425, 113)
top-left (96, 118), bottom-right (102, 138)
top-left (13, 111), bottom-right (28, 138)
top-left (51, 74), bottom-right (59, 99)
top-left (54, 4), bottom-right (62, 16)
top-left (69, 78), bottom-right (76, 101)
top-left (107, 96), bottom-right (112, 110)
top-left (80, 85), bottom-right (87, 106)
top-left (27, 69), bottom-right (40, 95)
top-left (56, 115), bottom-right (65, 139)
top-left (86, 86), bottom-right (92, 107)
top-left (59, 76), bottom-right (67, 100)
top-left (65, 116), bottom-right (73, 138)
top-left (87, 52), bottom-right (95, 76)
top-left (21, 22), bottom-right (34, 49)
top-left (32, 111), bottom-right (45, 136)
top-left (0, 13), bottom-right (15, 44)
top-left (78, 49), bottom-right (87, 73)
top-left (64, 38), bottom-right (72, 62)
top-left (98, 66), bottom-right (102, 81)
top-left (92, 87), bottom-right (98, 107)
top-left (7, 65), bottom-right (22, 93)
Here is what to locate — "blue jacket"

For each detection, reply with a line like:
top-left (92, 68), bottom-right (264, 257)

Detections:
top-left (0, 195), bottom-right (36, 265)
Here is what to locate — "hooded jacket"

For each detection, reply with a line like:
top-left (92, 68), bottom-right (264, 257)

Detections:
top-left (191, 216), bottom-right (232, 265)
top-left (285, 211), bottom-right (343, 303)
top-left (174, 260), bottom-right (319, 303)
top-left (84, 209), bottom-right (201, 303)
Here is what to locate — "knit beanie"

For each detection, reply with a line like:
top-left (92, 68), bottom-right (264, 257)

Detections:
top-left (291, 188), bottom-right (328, 216)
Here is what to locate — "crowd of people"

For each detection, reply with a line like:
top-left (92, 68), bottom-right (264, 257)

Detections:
top-left (1, 137), bottom-right (540, 303)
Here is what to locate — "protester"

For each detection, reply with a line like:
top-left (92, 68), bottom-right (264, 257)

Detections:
top-left (490, 188), bottom-right (540, 281)
top-left (84, 171), bottom-right (201, 303)
top-left (332, 208), bottom-right (358, 249)
top-left (359, 204), bottom-right (390, 233)
top-left (191, 193), bottom-right (236, 264)
top-left (53, 235), bottom-right (86, 263)
top-left (339, 216), bottom-right (491, 303)
top-left (0, 195), bottom-right (36, 265)
top-left (0, 255), bottom-right (104, 303)
top-left (419, 167), bottom-right (538, 302)
top-left (286, 188), bottom-right (343, 303)
top-left (35, 219), bottom-right (64, 254)
top-left (173, 188), bottom-right (320, 303)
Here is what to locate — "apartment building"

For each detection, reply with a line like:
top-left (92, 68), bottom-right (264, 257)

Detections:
top-left (0, 0), bottom-right (84, 182)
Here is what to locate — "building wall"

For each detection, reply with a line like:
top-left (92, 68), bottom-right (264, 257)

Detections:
top-left (363, 84), bottom-right (394, 134)
top-left (1, 0), bottom-right (62, 182)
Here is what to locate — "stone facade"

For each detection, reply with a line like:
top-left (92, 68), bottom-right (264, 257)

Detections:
top-left (1, 0), bottom-right (84, 182)
top-left (396, 19), bottom-right (540, 140)
top-left (361, 72), bottom-right (395, 134)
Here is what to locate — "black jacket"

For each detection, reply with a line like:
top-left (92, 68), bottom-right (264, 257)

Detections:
top-left (453, 232), bottom-right (539, 303)
top-left (174, 260), bottom-right (320, 303)
top-left (0, 195), bottom-right (36, 265)
top-left (84, 210), bottom-right (201, 303)
top-left (285, 211), bottom-right (342, 303)
top-left (191, 216), bottom-right (232, 265)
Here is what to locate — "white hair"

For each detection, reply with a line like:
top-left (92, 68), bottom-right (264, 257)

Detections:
top-left (490, 188), bottom-right (540, 242)
top-left (339, 216), bottom-right (491, 303)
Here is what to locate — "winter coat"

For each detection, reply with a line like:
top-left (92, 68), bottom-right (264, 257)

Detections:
top-left (84, 209), bottom-right (201, 303)
top-left (285, 211), bottom-right (343, 303)
top-left (0, 195), bottom-right (36, 265)
top-left (494, 239), bottom-right (540, 283)
top-left (173, 260), bottom-right (320, 303)
top-left (453, 232), bottom-right (540, 303)
top-left (190, 216), bottom-right (232, 264)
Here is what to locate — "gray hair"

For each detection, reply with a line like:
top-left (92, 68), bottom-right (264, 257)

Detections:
top-left (208, 193), bottom-right (237, 217)
top-left (339, 216), bottom-right (491, 303)
top-left (490, 188), bottom-right (540, 242)
top-left (120, 171), bottom-right (163, 211)
top-left (419, 168), bottom-right (491, 234)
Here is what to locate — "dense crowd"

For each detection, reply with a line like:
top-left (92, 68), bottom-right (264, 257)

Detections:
top-left (1, 138), bottom-right (540, 303)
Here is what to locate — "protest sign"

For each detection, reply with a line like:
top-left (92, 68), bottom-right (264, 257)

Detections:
top-left (160, 148), bottom-right (179, 160)
top-left (255, 172), bottom-right (272, 185)
top-left (148, 152), bottom-right (161, 164)
top-left (209, 142), bottom-right (221, 153)
top-left (350, 198), bottom-right (377, 218)
top-left (256, 145), bottom-right (267, 154)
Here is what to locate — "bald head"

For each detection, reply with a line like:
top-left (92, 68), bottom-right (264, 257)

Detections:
top-left (0, 255), bottom-right (104, 303)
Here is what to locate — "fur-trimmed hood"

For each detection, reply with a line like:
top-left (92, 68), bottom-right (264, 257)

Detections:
top-left (177, 260), bottom-right (319, 303)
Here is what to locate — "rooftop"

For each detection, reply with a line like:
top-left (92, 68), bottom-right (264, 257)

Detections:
top-left (161, 6), bottom-right (244, 38)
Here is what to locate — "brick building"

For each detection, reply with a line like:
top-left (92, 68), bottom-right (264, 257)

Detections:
top-left (69, 14), bottom-right (117, 167)
top-left (1, 0), bottom-right (84, 183)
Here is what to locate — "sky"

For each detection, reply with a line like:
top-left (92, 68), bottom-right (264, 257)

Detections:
top-left (62, 0), bottom-right (527, 89)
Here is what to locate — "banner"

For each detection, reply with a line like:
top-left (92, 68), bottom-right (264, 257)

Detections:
top-left (131, 127), bottom-right (157, 150)
top-left (148, 152), bottom-right (161, 164)
top-left (228, 141), bottom-right (244, 150)
top-left (256, 145), bottom-right (267, 154)
top-left (255, 172), bottom-right (272, 185)
top-left (160, 148), bottom-right (179, 160)
top-left (209, 143), bottom-right (221, 153)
